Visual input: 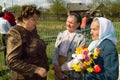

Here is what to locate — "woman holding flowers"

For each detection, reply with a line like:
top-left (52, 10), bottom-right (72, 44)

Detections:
top-left (52, 13), bottom-right (86, 80)
top-left (83, 17), bottom-right (119, 80)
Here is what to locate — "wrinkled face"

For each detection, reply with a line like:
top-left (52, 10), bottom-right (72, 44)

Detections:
top-left (90, 21), bottom-right (99, 40)
top-left (23, 14), bottom-right (39, 31)
top-left (66, 16), bottom-right (79, 33)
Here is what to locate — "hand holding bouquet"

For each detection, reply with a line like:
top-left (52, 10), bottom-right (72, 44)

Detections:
top-left (71, 46), bottom-right (101, 73)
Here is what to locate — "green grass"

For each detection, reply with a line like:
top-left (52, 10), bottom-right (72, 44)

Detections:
top-left (0, 21), bottom-right (120, 80)
top-left (47, 64), bottom-right (55, 80)
top-left (114, 22), bottom-right (120, 53)
top-left (0, 51), bottom-right (9, 80)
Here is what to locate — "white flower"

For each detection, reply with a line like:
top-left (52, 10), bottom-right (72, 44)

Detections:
top-left (72, 54), bottom-right (76, 58)
top-left (77, 54), bottom-right (83, 59)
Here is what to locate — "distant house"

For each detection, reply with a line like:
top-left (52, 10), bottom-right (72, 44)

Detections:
top-left (67, 3), bottom-right (89, 15)
top-left (90, 3), bottom-right (107, 17)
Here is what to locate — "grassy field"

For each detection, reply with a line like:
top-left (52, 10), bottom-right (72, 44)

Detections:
top-left (0, 21), bottom-right (120, 80)
top-left (114, 22), bottom-right (120, 53)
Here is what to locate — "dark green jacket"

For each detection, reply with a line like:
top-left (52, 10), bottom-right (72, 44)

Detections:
top-left (83, 39), bottom-right (119, 80)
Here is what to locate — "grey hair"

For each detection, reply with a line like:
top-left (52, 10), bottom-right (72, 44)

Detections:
top-left (92, 17), bottom-right (100, 25)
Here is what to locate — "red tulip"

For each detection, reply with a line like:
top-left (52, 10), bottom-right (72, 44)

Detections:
top-left (94, 65), bottom-right (101, 73)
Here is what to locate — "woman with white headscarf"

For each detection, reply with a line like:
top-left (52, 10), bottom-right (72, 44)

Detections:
top-left (83, 17), bottom-right (119, 80)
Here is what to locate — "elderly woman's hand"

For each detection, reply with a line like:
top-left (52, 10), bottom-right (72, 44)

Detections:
top-left (79, 61), bottom-right (87, 71)
top-left (53, 65), bottom-right (64, 80)
top-left (34, 67), bottom-right (47, 77)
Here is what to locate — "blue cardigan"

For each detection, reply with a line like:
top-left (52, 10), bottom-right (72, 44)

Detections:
top-left (83, 39), bottom-right (119, 80)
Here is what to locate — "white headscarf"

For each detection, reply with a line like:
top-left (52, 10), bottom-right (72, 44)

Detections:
top-left (88, 17), bottom-right (117, 51)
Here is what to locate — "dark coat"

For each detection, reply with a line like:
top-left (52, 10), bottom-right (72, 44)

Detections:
top-left (83, 39), bottom-right (119, 80)
top-left (6, 25), bottom-right (49, 80)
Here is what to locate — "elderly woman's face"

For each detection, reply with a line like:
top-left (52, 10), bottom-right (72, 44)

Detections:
top-left (90, 21), bottom-right (99, 40)
top-left (66, 16), bottom-right (79, 33)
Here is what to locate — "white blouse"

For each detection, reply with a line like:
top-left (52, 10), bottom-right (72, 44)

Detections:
top-left (59, 30), bottom-right (76, 57)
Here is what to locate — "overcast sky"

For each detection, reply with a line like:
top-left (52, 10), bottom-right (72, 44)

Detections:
top-left (0, 0), bottom-right (92, 8)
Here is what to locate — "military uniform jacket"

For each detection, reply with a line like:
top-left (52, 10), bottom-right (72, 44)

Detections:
top-left (6, 25), bottom-right (49, 80)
